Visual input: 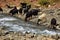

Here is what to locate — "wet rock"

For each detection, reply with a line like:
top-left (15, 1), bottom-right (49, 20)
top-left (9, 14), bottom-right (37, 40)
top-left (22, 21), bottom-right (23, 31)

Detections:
top-left (43, 9), bottom-right (55, 14)
top-left (46, 38), bottom-right (55, 40)
top-left (3, 32), bottom-right (10, 36)
top-left (51, 34), bottom-right (59, 40)
top-left (26, 33), bottom-right (35, 38)
top-left (58, 39), bottom-right (60, 40)
top-left (4, 38), bottom-right (10, 40)
top-left (1, 26), bottom-right (9, 30)
top-left (42, 37), bottom-right (47, 40)
top-left (25, 31), bottom-right (30, 34)
top-left (11, 39), bottom-right (14, 40)
top-left (31, 35), bottom-right (34, 38)
top-left (56, 8), bottom-right (60, 12)
top-left (8, 31), bottom-right (14, 35)
top-left (56, 25), bottom-right (60, 30)
top-left (37, 35), bottom-right (43, 40)
top-left (0, 27), bottom-right (59, 40)
top-left (0, 29), bottom-right (8, 36)
top-left (57, 12), bottom-right (60, 15)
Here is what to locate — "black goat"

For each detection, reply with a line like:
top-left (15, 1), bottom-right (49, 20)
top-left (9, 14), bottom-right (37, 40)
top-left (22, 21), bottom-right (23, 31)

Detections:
top-left (0, 7), bottom-right (3, 13)
top-left (19, 4), bottom-right (31, 15)
top-left (9, 7), bottom-right (18, 16)
top-left (25, 9), bottom-right (40, 21)
top-left (51, 18), bottom-right (57, 29)
top-left (24, 4), bottom-right (31, 14)
top-left (20, 2), bottom-right (27, 8)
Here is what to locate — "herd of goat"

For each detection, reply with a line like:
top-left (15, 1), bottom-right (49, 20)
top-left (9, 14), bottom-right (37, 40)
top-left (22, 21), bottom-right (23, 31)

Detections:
top-left (0, 3), bottom-right (41, 21)
top-left (0, 2), bottom-right (59, 30)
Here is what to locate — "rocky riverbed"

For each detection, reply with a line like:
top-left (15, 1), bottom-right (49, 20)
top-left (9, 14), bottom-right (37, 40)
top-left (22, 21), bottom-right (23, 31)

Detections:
top-left (0, 6), bottom-right (60, 40)
top-left (0, 26), bottom-right (60, 40)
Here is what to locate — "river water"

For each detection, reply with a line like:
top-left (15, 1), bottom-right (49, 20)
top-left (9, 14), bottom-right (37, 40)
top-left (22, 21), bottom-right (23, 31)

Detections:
top-left (0, 13), bottom-right (60, 36)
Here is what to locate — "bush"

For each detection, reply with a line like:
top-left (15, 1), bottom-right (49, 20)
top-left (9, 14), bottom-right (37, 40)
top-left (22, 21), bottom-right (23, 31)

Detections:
top-left (39, 0), bottom-right (50, 6)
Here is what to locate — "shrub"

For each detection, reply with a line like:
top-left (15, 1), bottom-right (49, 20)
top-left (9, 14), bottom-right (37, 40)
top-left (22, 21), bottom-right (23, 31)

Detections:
top-left (39, 0), bottom-right (50, 6)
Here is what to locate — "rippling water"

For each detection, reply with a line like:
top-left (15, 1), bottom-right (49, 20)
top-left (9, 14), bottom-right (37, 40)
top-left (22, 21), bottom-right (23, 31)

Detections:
top-left (0, 14), bottom-right (60, 36)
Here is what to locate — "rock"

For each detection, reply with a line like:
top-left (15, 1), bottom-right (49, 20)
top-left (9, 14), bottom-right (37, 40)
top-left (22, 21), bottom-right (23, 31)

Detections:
top-left (56, 25), bottom-right (60, 30)
top-left (25, 31), bottom-right (30, 34)
top-left (11, 39), bottom-right (14, 40)
top-left (43, 9), bottom-right (55, 14)
top-left (37, 35), bottom-right (43, 40)
top-left (4, 38), bottom-right (10, 40)
top-left (46, 38), bottom-right (55, 40)
top-left (26, 33), bottom-right (34, 38)
top-left (0, 29), bottom-right (8, 36)
top-left (58, 39), bottom-right (60, 40)
top-left (8, 31), bottom-right (14, 35)
top-left (51, 34), bottom-right (59, 40)
top-left (57, 11), bottom-right (60, 15)
top-left (56, 8), bottom-right (60, 12)
top-left (42, 37), bottom-right (47, 40)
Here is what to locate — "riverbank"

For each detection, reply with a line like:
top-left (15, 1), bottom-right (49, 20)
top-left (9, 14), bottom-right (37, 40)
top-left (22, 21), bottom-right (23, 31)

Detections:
top-left (1, 6), bottom-right (60, 31)
top-left (9, 7), bottom-right (60, 28)
top-left (0, 26), bottom-right (60, 40)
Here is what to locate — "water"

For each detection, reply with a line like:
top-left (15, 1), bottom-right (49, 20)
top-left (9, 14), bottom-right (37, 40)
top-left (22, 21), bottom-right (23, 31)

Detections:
top-left (0, 14), bottom-right (60, 36)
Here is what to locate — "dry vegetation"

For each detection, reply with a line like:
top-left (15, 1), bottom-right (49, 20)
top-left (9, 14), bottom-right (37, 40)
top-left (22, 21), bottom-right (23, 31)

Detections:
top-left (0, 0), bottom-right (60, 8)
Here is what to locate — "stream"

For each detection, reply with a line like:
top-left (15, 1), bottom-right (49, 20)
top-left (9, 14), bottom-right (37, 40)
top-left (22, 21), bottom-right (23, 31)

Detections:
top-left (0, 13), bottom-right (60, 36)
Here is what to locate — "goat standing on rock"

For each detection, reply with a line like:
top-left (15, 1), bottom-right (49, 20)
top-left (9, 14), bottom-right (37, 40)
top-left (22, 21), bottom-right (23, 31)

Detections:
top-left (19, 2), bottom-right (27, 14)
top-left (25, 8), bottom-right (40, 21)
top-left (49, 18), bottom-right (60, 30)
top-left (19, 3), bottom-right (31, 15)
top-left (23, 4), bottom-right (31, 14)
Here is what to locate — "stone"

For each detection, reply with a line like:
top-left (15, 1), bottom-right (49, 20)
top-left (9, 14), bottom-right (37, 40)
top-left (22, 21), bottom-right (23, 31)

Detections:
top-left (4, 38), bottom-right (10, 40)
